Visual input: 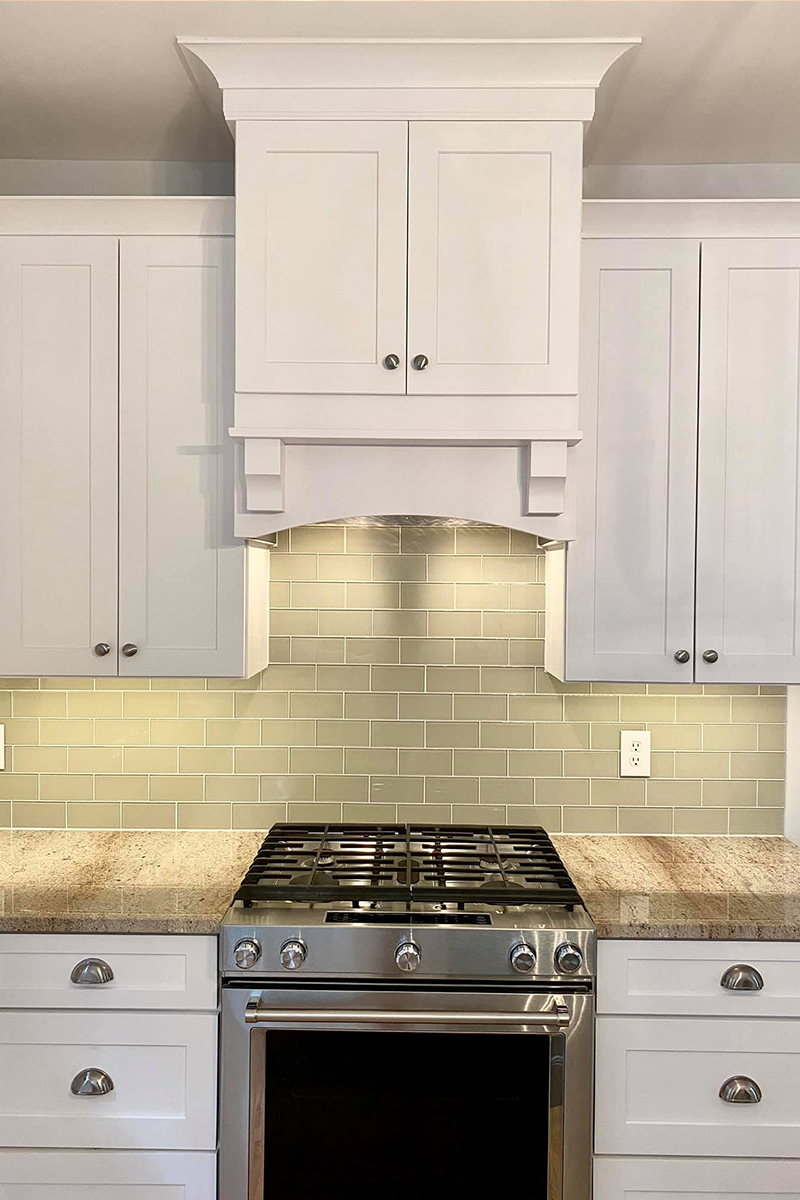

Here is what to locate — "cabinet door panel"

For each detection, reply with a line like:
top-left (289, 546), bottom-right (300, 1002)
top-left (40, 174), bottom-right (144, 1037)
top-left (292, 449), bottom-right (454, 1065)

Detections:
top-left (565, 240), bottom-right (699, 681)
top-left (119, 237), bottom-right (247, 677)
top-left (697, 239), bottom-right (800, 682)
top-left (594, 1157), bottom-right (800, 1200)
top-left (236, 120), bottom-right (408, 394)
top-left (0, 1150), bottom-right (216, 1198)
top-left (407, 121), bottom-right (581, 395)
top-left (0, 237), bottom-right (118, 676)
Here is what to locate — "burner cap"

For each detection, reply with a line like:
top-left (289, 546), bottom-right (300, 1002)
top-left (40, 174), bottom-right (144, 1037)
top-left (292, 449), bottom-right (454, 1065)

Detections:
top-left (290, 870), bottom-right (338, 888)
top-left (394, 857), bottom-right (421, 885)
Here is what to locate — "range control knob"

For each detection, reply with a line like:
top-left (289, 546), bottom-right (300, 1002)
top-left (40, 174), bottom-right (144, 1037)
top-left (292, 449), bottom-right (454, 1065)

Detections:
top-left (555, 943), bottom-right (584, 974)
top-left (395, 939), bottom-right (422, 973)
top-left (233, 938), bottom-right (261, 970)
top-left (279, 940), bottom-right (308, 971)
top-left (510, 942), bottom-right (537, 973)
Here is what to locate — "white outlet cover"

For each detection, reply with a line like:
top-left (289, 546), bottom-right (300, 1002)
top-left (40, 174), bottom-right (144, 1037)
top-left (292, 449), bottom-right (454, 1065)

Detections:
top-left (620, 729), bottom-right (651, 777)
top-left (0, 724), bottom-right (4, 770)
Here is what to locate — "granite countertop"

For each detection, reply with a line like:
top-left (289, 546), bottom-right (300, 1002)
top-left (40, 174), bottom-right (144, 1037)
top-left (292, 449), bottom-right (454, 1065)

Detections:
top-left (0, 830), bottom-right (799, 940)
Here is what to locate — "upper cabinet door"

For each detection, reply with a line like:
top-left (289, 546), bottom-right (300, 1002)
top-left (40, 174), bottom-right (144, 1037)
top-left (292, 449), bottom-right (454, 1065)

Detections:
top-left (565, 239), bottom-right (700, 682)
top-left (407, 121), bottom-right (582, 396)
top-left (696, 239), bottom-right (800, 683)
top-left (0, 237), bottom-right (118, 677)
top-left (118, 237), bottom-right (251, 678)
top-left (236, 120), bottom-right (408, 395)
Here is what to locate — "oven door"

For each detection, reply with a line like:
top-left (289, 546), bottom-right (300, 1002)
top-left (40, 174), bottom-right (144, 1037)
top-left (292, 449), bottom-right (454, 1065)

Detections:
top-left (221, 984), bottom-right (593, 1200)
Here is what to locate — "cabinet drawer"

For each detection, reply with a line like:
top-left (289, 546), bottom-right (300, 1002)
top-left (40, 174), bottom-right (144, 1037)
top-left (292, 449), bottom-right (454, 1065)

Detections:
top-left (0, 935), bottom-right (217, 1010)
top-left (0, 1011), bottom-right (217, 1150)
top-left (598, 940), bottom-right (800, 1017)
top-left (594, 1157), bottom-right (800, 1200)
top-left (0, 1150), bottom-right (216, 1198)
top-left (595, 1016), bottom-right (800, 1158)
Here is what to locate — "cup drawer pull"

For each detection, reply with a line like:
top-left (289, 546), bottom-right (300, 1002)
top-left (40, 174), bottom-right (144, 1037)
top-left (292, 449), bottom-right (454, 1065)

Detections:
top-left (719, 1075), bottom-right (762, 1104)
top-left (70, 1067), bottom-right (114, 1097)
top-left (70, 958), bottom-right (114, 985)
top-left (720, 964), bottom-right (764, 992)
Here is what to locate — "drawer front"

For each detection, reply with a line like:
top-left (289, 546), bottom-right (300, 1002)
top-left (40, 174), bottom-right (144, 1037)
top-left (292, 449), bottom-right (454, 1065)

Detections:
top-left (595, 1016), bottom-right (800, 1158)
top-left (0, 1011), bottom-right (217, 1150)
top-left (0, 1150), bottom-right (216, 1198)
top-left (598, 940), bottom-right (800, 1017)
top-left (0, 935), bottom-right (217, 1011)
top-left (594, 1157), bottom-right (800, 1200)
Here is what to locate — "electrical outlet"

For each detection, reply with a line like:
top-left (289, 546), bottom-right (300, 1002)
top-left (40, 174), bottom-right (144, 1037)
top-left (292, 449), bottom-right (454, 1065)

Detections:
top-left (620, 730), bottom-right (650, 777)
top-left (0, 724), bottom-right (4, 770)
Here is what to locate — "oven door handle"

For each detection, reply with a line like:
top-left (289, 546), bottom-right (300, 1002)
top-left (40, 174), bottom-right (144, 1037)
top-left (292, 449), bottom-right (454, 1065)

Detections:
top-left (244, 996), bottom-right (570, 1029)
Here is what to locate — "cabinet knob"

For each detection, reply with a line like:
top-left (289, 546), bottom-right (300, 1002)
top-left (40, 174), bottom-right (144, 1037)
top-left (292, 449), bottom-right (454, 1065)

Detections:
top-left (411, 354), bottom-right (429, 371)
top-left (719, 1076), bottom-right (762, 1104)
top-left (94, 643), bottom-right (111, 657)
top-left (70, 1067), bottom-right (114, 1097)
top-left (70, 957), bottom-right (114, 986)
top-left (121, 643), bottom-right (138, 658)
top-left (382, 353), bottom-right (400, 370)
top-left (720, 964), bottom-right (764, 992)
top-left (673, 649), bottom-right (691, 664)
top-left (702, 649), bottom-right (719, 664)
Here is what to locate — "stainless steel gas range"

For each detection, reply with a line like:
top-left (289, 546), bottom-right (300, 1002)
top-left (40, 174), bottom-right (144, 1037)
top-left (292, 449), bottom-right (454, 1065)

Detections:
top-left (220, 822), bottom-right (596, 1200)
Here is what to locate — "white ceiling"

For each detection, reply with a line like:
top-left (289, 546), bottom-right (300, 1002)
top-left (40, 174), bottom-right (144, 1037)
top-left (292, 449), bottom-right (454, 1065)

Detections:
top-left (1, 1), bottom-right (800, 166)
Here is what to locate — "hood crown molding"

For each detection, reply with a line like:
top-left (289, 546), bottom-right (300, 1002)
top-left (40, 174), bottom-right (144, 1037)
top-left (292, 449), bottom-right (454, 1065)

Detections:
top-left (178, 36), bottom-right (640, 123)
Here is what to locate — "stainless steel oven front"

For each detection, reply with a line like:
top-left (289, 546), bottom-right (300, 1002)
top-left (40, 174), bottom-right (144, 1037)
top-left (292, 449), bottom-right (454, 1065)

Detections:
top-left (220, 982), bottom-right (594, 1200)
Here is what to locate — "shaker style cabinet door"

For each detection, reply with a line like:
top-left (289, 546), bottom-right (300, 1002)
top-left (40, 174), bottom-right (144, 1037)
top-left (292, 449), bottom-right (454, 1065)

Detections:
top-left (406, 121), bottom-right (582, 396)
top-left (118, 237), bottom-right (253, 678)
top-left (696, 239), bottom-right (800, 683)
top-left (564, 239), bottom-right (700, 681)
top-left (0, 237), bottom-right (119, 676)
top-left (235, 120), bottom-right (408, 395)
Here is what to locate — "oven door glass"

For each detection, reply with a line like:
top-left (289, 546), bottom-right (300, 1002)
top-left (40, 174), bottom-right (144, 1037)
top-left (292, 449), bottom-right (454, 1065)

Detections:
top-left (253, 1026), bottom-right (559, 1200)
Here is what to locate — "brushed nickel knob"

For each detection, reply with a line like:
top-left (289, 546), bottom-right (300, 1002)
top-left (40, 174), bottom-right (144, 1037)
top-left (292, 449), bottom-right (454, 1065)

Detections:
top-left (233, 938), bottom-right (262, 970)
top-left (673, 649), bottom-right (690, 664)
top-left (121, 643), bottom-right (138, 657)
top-left (382, 353), bottom-right (400, 370)
top-left (411, 354), bottom-right (429, 371)
top-left (719, 1076), bottom-right (762, 1104)
top-left (395, 939), bottom-right (422, 972)
top-left (70, 958), bottom-right (114, 986)
top-left (70, 1068), bottom-right (114, 1097)
top-left (721, 964), bottom-right (764, 992)
top-left (279, 939), bottom-right (307, 971)
top-left (702, 649), bottom-right (719, 664)
top-left (555, 943), bottom-right (583, 974)
top-left (510, 942), bottom-right (536, 973)
top-left (94, 643), bottom-right (111, 657)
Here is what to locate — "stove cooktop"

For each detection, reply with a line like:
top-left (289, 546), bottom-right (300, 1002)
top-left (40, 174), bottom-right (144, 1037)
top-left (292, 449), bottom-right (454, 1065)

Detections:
top-left (234, 822), bottom-right (583, 908)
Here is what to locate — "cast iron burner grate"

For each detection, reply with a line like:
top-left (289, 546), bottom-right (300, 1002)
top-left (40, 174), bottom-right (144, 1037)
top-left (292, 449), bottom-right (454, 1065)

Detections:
top-left (234, 822), bottom-right (582, 907)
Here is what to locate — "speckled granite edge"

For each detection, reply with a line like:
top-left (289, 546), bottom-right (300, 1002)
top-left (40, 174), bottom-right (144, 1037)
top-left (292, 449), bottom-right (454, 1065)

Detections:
top-left (0, 830), bottom-right (799, 939)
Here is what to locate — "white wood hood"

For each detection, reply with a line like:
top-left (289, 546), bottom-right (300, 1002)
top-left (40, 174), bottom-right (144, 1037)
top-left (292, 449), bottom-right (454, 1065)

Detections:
top-left (178, 37), bottom-right (639, 539)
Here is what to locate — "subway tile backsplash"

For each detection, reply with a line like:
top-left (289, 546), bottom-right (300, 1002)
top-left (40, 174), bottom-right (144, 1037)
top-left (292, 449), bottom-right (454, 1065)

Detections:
top-left (0, 523), bottom-right (786, 834)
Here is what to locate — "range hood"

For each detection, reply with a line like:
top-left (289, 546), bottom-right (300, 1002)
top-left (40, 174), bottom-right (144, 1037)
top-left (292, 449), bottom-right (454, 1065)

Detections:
top-left (179, 36), bottom-right (639, 539)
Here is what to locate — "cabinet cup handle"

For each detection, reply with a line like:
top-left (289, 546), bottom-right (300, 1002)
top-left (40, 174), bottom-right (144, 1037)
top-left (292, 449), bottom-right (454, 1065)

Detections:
top-left (70, 1067), bottom-right (114, 1097)
top-left (121, 643), bottom-right (138, 658)
top-left (94, 643), bottom-right (111, 657)
top-left (382, 353), bottom-right (400, 370)
top-left (673, 649), bottom-right (691, 664)
top-left (720, 964), bottom-right (764, 992)
top-left (702, 649), bottom-right (719, 663)
top-left (719, 1076), bottom-right (762, 1104)
top-left (70, 957), bottom-right (114, 986)
top-left (411, 354), bottom-right (429, 371)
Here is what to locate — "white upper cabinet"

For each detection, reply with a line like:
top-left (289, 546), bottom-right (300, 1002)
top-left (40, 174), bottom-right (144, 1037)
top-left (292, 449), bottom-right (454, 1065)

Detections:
top-left (118, 236), bottom-right (264, 678)
top-left (0, 237), bottom-right (119, 677)
top-left (553, 239), bottom-right (700, 682)
top-left (696, 239), bottom-right (800, 683)
top-left (235, 118), bottom-right (582, 399)
top-left (407, 121), bottom-right (582, 396)
top-left (236, 120), bottom-right (408, 395)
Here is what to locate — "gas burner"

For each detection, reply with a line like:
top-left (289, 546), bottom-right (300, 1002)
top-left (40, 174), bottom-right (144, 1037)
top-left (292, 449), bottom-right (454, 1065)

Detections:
top-left (301, 850), bottom-right (334, 869)
top-left (290, 870), bottom-right (338, 888)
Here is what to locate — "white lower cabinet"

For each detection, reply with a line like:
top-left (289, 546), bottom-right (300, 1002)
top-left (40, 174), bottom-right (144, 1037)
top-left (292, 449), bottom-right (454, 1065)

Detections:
top-left (596, 939), bottom-right (800, 1199)
top-left (594, 1157), bottom-right (800, 1200)
top-left (0, 1010), bottom-right (217, 1150)
top-left (0, 1150), bottom-right (216, 1198)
